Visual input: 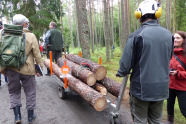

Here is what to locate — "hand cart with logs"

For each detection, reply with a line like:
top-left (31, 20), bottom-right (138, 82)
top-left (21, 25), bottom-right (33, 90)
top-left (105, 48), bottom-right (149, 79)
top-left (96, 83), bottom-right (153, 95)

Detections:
top-left (44, 54), bottom-right (129, 124)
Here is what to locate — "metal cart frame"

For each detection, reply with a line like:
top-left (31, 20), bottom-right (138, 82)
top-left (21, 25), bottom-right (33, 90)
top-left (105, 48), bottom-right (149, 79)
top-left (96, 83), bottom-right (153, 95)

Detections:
top-left (107, 76), bottom-right (129, 124)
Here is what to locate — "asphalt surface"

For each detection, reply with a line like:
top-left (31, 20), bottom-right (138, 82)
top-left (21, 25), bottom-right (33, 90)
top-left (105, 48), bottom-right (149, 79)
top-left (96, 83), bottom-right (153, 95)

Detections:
top-left (0, 67), bottom-right (133, 124)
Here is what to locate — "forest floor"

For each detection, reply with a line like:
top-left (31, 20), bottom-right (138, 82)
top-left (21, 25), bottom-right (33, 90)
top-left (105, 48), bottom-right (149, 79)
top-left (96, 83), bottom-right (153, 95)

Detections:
top-left (0, 66), bottom-right (133, 124)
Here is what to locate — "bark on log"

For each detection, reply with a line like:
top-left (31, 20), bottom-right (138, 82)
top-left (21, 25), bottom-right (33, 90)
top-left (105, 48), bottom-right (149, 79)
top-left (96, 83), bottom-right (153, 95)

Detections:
top-left (66, 54), bottom-right (107, 81)
top-left (98, 77), bottom-right (121, 97)
top-left (44, 59), bottom-right (107, 111)
top-left (58, 57), bottom-right (96, 86)
top-left (93, 83), bottom-right (107, 96)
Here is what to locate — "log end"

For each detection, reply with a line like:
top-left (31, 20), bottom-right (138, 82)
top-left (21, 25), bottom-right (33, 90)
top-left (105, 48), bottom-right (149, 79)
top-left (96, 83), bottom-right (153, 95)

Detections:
top-left (94, 97), bottom-right (107, 111)
top-left (100, 88), bottom-right (107, 96)
top-left (87, 74), bottom-right (96, 86)
top-left (95, 66), bottom-right (107, 81)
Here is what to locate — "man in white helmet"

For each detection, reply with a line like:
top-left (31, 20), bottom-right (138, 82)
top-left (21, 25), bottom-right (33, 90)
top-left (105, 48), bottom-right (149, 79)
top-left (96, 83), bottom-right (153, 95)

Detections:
top-left (117, 0), bottom-right (174, 123)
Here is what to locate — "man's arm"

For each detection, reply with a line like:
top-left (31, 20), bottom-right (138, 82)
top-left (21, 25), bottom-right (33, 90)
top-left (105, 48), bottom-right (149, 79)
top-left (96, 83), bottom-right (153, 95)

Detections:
top-left (45, 30), bottom-right (51, 45)
top-left (31, 33), bottom-right (43, 70)
top-left (116, 37), bottom-right (134, 77)
top-left (61, 33), bottom-right (64, 46)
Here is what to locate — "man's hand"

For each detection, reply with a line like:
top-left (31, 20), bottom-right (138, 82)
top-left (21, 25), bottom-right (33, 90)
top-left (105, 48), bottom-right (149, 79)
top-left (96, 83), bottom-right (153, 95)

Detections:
top-left (169, 70), bottom-right (178, 76)
top-left (116, 73), bottom-right (122, 77)
top-left (35, 73), bottom-right (41, 77)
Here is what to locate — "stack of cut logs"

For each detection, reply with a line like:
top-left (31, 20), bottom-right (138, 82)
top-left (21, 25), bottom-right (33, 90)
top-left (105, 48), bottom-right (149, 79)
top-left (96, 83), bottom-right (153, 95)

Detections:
top-left (44, 54), bottom-right (122, 112)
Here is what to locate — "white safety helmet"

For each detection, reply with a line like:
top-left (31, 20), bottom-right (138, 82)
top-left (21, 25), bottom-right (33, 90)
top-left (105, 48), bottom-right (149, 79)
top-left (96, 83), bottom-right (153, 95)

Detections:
top-left (134, 0), bottom-right (162, 19)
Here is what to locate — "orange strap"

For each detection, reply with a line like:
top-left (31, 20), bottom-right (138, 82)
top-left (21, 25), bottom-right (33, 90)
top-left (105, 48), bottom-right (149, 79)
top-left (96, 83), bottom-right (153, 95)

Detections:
top-left (99, 57), bottom-right (102, 65)
top-left (49, 51), bottom-right (53, 75)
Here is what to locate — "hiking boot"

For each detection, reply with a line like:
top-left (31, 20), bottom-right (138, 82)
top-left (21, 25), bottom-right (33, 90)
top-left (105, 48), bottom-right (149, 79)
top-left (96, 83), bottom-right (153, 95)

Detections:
top-left (13, 106), bottom-right (21, 124)
top-left (164, 115), bottom-right (174, 124)
top-left (28, 109), bottom-right (36, 124)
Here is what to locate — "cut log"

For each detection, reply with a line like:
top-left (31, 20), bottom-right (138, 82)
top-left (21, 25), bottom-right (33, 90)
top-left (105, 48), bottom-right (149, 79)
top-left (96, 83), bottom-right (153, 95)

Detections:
top-left (57, 57), bottom-right (96, 86)
top-left (98, 77), bottom-right (121, 97)
top-left (66, 54), bottom-right (107, 81)
top-left (93, 83), bottom-right (107, 96)
top-left (44, 59), bottom-right (107, 111)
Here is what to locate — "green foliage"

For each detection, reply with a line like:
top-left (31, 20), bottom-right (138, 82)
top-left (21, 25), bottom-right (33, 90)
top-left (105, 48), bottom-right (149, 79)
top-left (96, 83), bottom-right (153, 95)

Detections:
top-left (63, 27), bottom-right (71, 46)
top-left (1, 0), bottom-right (64, 39)
top-left (175, 0), bottom-right (186, 31)
top-left (163, 100), bottom-right (186, 124)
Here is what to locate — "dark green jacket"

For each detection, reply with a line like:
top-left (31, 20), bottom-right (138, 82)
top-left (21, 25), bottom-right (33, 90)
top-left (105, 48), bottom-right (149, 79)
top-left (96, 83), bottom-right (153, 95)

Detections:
top-left (48, 28), bottom-right (63, 51)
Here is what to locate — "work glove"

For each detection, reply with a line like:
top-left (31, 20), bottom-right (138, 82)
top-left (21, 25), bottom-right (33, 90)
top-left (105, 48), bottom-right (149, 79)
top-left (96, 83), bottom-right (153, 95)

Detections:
top-left (116, 73), bottom-right (122, 77)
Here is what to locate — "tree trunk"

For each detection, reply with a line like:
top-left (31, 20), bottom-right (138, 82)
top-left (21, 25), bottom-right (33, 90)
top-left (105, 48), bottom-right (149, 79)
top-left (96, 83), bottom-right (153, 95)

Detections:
top-left (173, 0), bottom-right (175, 33)
top-left (93, 83), bottom-right (107, 96)
top-left (44, 59), bottom-right (107, 111)
top-left (75, 0), bottom-right (82, 49)
top-left (166, 0), bottom-right (171, 31)
top-left (93, 1), bottom-right (99, 52)
top-left (124, 0), bottom-right (129, 47)
top-left (68, 0), bottom-right (74, 49)
top-left (121, 0), bottom-right (125, 49)
top-left (109, 0), bottom-right (114, 59)
top-left (99, 1), bottom-right (102, 48)
top-left (89, 0), bottom-right (94, 53)
top-left (60, 0), bottom-right (63, 34)
top-left (76, 13), bottom-right (80, 49)
top-left (98, 77), bottom-right (121, 97)
top-left (118, 0), bottom-right (122, 51)
top-left (66, 54), bottom-right (107, 81)
top-left (127, 0), bottom-right (130, 34)
top-left (137, 0), bottom-right (140, 29)
top-left (58, 57), bottom-right (96, 86)
top-left (77, 0), bottom-right (91, 59)
top-left (103, 0), bottom-right (110, 61)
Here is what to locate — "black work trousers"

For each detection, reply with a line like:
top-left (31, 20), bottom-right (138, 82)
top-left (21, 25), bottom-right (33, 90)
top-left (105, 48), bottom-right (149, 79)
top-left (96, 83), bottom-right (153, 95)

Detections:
top-left (167, 88), bottom-right (186, 118)
top-left (46, 50), bottom-right (62, 74)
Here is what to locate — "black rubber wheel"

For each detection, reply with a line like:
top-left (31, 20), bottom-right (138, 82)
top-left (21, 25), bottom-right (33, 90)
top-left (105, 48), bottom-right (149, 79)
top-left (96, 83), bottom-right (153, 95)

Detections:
top-left (110, 116), bottom-right (122, 124)
top-left (58, 86), bottom-right (67, 99)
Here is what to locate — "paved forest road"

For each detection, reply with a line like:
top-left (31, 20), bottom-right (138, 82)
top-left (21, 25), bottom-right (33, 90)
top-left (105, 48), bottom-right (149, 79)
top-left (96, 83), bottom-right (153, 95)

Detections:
top-left (0, 69), bottom-right (133, 124)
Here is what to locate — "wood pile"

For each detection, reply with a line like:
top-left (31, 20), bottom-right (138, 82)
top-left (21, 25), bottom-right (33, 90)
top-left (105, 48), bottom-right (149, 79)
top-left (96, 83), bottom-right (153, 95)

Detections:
top-left (44, 54), bottom-right (127, 112)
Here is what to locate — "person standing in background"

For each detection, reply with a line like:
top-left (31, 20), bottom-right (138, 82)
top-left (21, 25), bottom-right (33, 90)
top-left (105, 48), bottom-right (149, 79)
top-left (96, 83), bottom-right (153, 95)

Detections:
top-left (165, 31), bottom-right (186, 124)
top-left (45, 22), bottom-right (63, 76)
top-left (40, 43), bottom-right (43, 57)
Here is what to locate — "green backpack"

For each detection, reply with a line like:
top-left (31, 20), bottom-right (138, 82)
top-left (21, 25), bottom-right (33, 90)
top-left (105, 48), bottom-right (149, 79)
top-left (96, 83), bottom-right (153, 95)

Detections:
top-left (0, 24), bottom-right (27, 70)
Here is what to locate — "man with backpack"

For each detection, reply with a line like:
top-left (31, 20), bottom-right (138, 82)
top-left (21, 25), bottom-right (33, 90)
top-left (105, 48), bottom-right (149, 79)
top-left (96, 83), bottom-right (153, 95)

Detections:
top-left (0, 14), bottom-right (43, 124)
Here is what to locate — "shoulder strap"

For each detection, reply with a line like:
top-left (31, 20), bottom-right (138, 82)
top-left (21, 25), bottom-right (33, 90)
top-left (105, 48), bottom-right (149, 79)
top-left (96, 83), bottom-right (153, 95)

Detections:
top-left (174, 53), bottom-right (186, 70)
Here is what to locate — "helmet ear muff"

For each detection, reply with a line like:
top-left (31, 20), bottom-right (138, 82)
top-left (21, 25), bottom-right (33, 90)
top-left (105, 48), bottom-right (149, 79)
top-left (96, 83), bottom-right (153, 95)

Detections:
top-left (155, 7), bottom-right (162, 18)
top-left (134, 10), bottom-right (142, 19)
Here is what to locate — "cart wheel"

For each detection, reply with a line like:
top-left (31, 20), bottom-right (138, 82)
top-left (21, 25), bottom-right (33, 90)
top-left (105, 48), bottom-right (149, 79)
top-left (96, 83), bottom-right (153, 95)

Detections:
top-left (58, 86), bottom-right (67, 99)
top-left (110, 116), bottom-right (122, 124)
